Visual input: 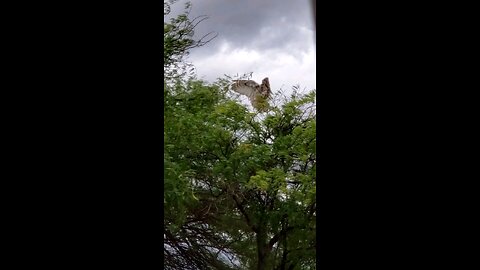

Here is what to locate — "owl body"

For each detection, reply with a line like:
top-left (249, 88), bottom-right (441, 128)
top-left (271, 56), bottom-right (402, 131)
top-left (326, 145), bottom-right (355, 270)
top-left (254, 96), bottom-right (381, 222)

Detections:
top-left (231, 77), bottom-right (271, 110)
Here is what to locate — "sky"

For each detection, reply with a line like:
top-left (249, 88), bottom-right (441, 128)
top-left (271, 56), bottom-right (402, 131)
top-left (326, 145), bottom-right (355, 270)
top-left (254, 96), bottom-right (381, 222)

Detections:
top-left (165, 0), bottom-right (316, 94)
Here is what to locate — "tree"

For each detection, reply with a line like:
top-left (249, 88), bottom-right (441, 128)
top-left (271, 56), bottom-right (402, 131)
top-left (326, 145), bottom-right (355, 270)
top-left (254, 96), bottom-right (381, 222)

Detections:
top-left (164, 0), bottom-right (216, 80)
top-left (164, 2), bottom-right (316, 269)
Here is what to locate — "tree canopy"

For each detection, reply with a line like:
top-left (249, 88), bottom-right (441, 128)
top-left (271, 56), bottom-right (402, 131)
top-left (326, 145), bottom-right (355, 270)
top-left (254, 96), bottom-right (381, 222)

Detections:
top-left (164, 2), bottom-right (316, 269)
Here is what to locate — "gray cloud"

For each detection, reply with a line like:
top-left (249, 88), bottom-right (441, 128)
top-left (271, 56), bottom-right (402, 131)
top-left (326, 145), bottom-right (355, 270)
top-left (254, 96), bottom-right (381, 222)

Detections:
top-left (165, 0), bottom-right (316, 91)
top-left (166, 0), bottom-right (314, 54)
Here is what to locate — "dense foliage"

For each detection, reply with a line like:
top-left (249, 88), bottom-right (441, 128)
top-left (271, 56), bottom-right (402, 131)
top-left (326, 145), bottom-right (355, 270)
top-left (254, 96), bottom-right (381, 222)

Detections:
top-left (164, 2), bottom-right (316, 269)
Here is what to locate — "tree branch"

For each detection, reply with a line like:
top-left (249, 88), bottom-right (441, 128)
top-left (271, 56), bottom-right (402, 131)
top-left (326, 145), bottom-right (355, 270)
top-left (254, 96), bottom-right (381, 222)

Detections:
top-left (231, 193), bottom-right (257, 233)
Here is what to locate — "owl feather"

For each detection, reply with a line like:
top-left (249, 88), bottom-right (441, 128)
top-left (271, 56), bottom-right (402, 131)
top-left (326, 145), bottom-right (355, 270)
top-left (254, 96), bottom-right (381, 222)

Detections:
top-left (231, 77), bottom-right (271, 110)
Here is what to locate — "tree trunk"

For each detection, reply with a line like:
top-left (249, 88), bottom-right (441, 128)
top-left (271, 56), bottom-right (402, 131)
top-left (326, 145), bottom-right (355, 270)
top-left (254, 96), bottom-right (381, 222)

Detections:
top-left (256, 229), bottom-right (269, 270)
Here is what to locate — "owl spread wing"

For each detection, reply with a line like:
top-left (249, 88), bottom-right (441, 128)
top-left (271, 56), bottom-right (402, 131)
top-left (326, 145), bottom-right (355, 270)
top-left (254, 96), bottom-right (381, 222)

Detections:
top-left (231, 78), bottom-right (271, 110)
top-left (231, 80), bottom-right (259, 97)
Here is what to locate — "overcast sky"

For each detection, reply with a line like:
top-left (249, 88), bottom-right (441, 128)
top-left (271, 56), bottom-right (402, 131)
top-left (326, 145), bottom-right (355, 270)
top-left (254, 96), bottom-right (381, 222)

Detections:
top-left (165, 0), bottom-right (316, 93)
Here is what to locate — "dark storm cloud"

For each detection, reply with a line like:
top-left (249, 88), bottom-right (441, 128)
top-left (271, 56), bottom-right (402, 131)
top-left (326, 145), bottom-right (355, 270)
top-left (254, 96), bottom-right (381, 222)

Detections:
top-left (166, 0), bottom-right (314, 54)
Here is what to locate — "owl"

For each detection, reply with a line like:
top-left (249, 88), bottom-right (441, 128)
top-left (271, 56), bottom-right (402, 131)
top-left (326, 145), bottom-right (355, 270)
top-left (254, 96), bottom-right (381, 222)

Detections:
top-left (231, 77), bottom-right (271, 110)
